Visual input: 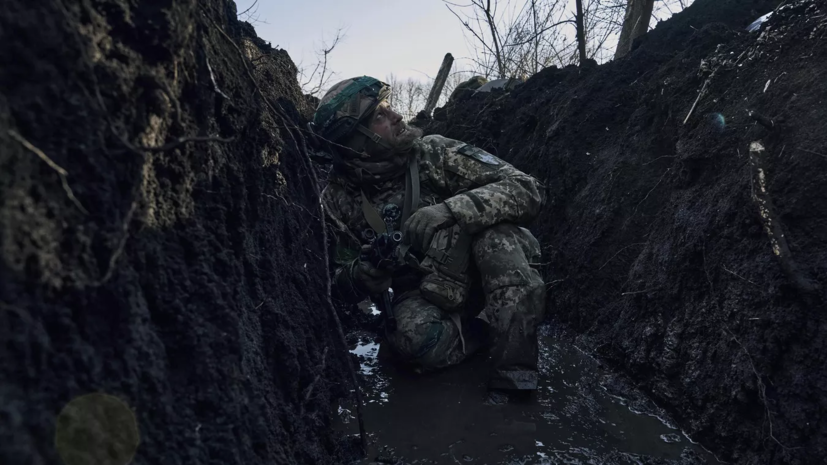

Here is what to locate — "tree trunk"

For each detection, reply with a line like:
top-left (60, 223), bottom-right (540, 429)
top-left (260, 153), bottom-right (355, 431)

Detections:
top-left (483, 0), bottom-right (506, 78)
top-left (575, 0), bottom-right (587, 65)
top-left (423, 53), bottom-right (454, 117)
top-left (614, 0), bottom-right (656, 59)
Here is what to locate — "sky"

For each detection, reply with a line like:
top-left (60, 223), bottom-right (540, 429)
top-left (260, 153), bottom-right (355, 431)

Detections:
top-left (234, 0), bottom-right (473, 86)
top-left (233, 0), bottom-right (694, 98)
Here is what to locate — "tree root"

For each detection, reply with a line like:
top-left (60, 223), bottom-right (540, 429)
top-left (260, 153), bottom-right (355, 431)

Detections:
top-left (8, 129), bottom-right (88, 215)
top-left (748, 141), bottom-right (818, 296)
top-left (300, 346), bottom-right (329, 417)
top-left (724, 327), bottom-right (798, 453)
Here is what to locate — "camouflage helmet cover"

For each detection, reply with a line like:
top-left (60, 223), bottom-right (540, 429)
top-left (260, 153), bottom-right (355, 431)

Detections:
top-left (312, 76), bottom-right (391, 143)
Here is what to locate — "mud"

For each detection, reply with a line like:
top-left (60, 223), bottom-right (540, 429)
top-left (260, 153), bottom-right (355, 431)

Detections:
top-left (3, 0), bottom-right (826, 464)
top-left (339, 326), bottom-right (716, 465)
top-left (424, 1), bottom-right (827, 463)
top-left (1, 1), bottom-right (348, 464)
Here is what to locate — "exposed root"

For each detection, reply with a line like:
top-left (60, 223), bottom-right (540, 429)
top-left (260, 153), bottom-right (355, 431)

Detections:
top-left (796, 147), bottom-right (827, 159)
top-left (545, 275), bottom-right (569, 289)
top-left (722, 265), bottom-right (759, 287)
top-left (724, 327), bottom-right (798, 453)
top-left (8, 129), bottom-right (89, 215)
top-left (206, 56), bottom-right (232, 101)
top-left (300, 346), bottom-right (329, 416)
top-left (625, 167), bottom-right (671, 227)
top-left (598, 242), bottom-right (646, 271)
top-left (92, 196), bottom-right (139, 287)
top-left (748, 141), bottom-right (818, 295)
top-left (683, 76), bottom-right (711, 125)
top-left (621, 287), bottom-right (661, 296)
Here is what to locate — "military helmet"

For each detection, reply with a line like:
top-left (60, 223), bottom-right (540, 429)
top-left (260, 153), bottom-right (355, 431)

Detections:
top-left (312, 76), bottom-right (391, 145)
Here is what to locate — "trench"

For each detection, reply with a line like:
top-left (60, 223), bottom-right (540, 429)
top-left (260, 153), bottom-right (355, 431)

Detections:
top-left (337, 307), bottom-right (717, 465)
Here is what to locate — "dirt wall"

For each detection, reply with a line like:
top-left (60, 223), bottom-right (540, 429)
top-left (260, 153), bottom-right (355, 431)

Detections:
top-left (0, 1), bottom-right (348, 464)
top-left (426, 1), bottom-right (826, 463)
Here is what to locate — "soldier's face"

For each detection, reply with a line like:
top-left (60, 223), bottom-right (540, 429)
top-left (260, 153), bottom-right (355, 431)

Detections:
top-left (366, 101), bottom-right (421, 156)
top-left (368, 101), bottom-right (403, 142)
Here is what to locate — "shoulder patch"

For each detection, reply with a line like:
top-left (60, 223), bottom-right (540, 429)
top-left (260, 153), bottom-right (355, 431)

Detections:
top-left (457, 144), bottom-right (501, 165)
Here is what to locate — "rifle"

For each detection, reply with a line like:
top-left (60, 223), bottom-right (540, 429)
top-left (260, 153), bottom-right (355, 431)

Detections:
top-left (361, 204), bottom-right (403, 332)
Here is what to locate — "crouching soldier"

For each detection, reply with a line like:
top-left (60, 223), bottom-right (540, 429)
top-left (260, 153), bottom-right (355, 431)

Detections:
top-left (310, 76), bottom-right (546, 395)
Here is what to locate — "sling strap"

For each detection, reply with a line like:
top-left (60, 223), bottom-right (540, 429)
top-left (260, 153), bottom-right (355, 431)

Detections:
top-left (361, 189), bottom-right (387, 234)
top-left (401, 155), bottom-right (420, 227)
top-left (360, 155), bottom-right (420, 235)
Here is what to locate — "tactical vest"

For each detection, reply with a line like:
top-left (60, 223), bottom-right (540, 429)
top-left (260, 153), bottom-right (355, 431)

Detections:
top-left (360, 155), bottom-right (473, 314)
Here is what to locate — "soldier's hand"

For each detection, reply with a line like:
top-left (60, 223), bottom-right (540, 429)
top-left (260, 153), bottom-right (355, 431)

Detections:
top-left (402, 203), bottom-right (457, 252)
top-left (352, 259), bottom-right (393, 295)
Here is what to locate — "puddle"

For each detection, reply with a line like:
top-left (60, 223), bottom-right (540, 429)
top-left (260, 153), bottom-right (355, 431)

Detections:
top-left (338, 326), bottom-right (716, 464)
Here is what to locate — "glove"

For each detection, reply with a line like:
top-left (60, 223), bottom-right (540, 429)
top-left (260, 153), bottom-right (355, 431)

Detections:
top-left (350, 259), bottom-right (393, 295)
top-left (402, 203), bottom-right (457, 252)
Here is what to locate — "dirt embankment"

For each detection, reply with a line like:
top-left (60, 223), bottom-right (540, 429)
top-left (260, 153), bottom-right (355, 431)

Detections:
top-left (427, 0), bottom-right (826, 463)
top-left (1, 1), bottom-right (349, 464)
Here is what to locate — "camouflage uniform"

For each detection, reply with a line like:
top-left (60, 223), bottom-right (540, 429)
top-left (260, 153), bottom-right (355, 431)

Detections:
top-left (323, 135), bottom-right (546, 389)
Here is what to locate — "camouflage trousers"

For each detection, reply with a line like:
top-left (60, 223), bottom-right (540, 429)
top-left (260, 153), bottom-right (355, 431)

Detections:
top-left (385, 223), bottom-right (546, 389)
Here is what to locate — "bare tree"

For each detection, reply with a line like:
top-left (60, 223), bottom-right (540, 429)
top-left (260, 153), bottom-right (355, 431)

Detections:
top-left (575, 0), bottom-right (588, 64)
top-left (445, 0), bottom-right (693, 77)
top-left (445, 0), bottom-right (581, 77)
top-left (615, 0), bottom-right (656, 58)
top-left (385, 73), bottom-right (400, 110)
top-left (298, 28), bottom-right (346, 97)
top-left (237, 0), bottom-right (268, 25)
top-left (387, 78), bottom-right (428, 121)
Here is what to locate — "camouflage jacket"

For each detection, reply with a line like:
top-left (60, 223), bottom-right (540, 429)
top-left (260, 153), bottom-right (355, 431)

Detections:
top-left (322, 134), bottom-right (542, 304)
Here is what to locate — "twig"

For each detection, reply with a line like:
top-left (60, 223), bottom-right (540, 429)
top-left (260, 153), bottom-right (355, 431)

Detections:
top-left (642, 155), bottom-right (676, 166)
top-left (683, 77), bottom-right (711, 125)
top-left (724, 327), bottom-right (796, 452)
top-left (796, 147), bottom-right (827, 159)
top-left (627, 168), bottom-right (671, 224)
top-left (621, 287), bottom-right (661, 296)
top-left (206, 56), bottom-right (232, 101)
top-left (8, 129), bottom-right (89, 214)
top-left (545, 275), bottom-right (569, 289)
top-left (598, 243), bottom-right (646, 271)
top-left (722, 265), bottom-right (758, 286)
top-left (93, 197), bottom-right (139, 286)
top-left (300, 346), bottom-right (329, 416)
top-left (236, 0), bottom-right (259, 18)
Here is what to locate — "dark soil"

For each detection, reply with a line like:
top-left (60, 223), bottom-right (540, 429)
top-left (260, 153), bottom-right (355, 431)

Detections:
top-left (425, 0), bottom-right (827, 463)
top-left (1, 1), bottom-right (349, 464)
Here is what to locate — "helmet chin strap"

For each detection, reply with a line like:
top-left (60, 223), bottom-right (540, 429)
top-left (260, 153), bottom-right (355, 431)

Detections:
top-left (355, 124), bottom-right (393, 151)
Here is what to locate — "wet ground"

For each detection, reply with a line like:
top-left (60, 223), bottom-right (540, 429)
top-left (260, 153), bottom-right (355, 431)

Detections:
top-left (337, 324), bottom-right (717, 465)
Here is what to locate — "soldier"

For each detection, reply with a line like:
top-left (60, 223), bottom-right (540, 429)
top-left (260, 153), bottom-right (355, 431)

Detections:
top-left (310, 76), bottom-right (546, 396)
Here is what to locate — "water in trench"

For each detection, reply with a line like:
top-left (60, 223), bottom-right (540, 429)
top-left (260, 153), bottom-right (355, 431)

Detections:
top-left (337, 323), bottom-right (716, 465)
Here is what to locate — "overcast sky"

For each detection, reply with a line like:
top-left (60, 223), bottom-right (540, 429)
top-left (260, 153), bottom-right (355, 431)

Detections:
top-left (234, 0), bottom-right (473, 85)
top-left (234, 0), bottom-right (695, 96)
